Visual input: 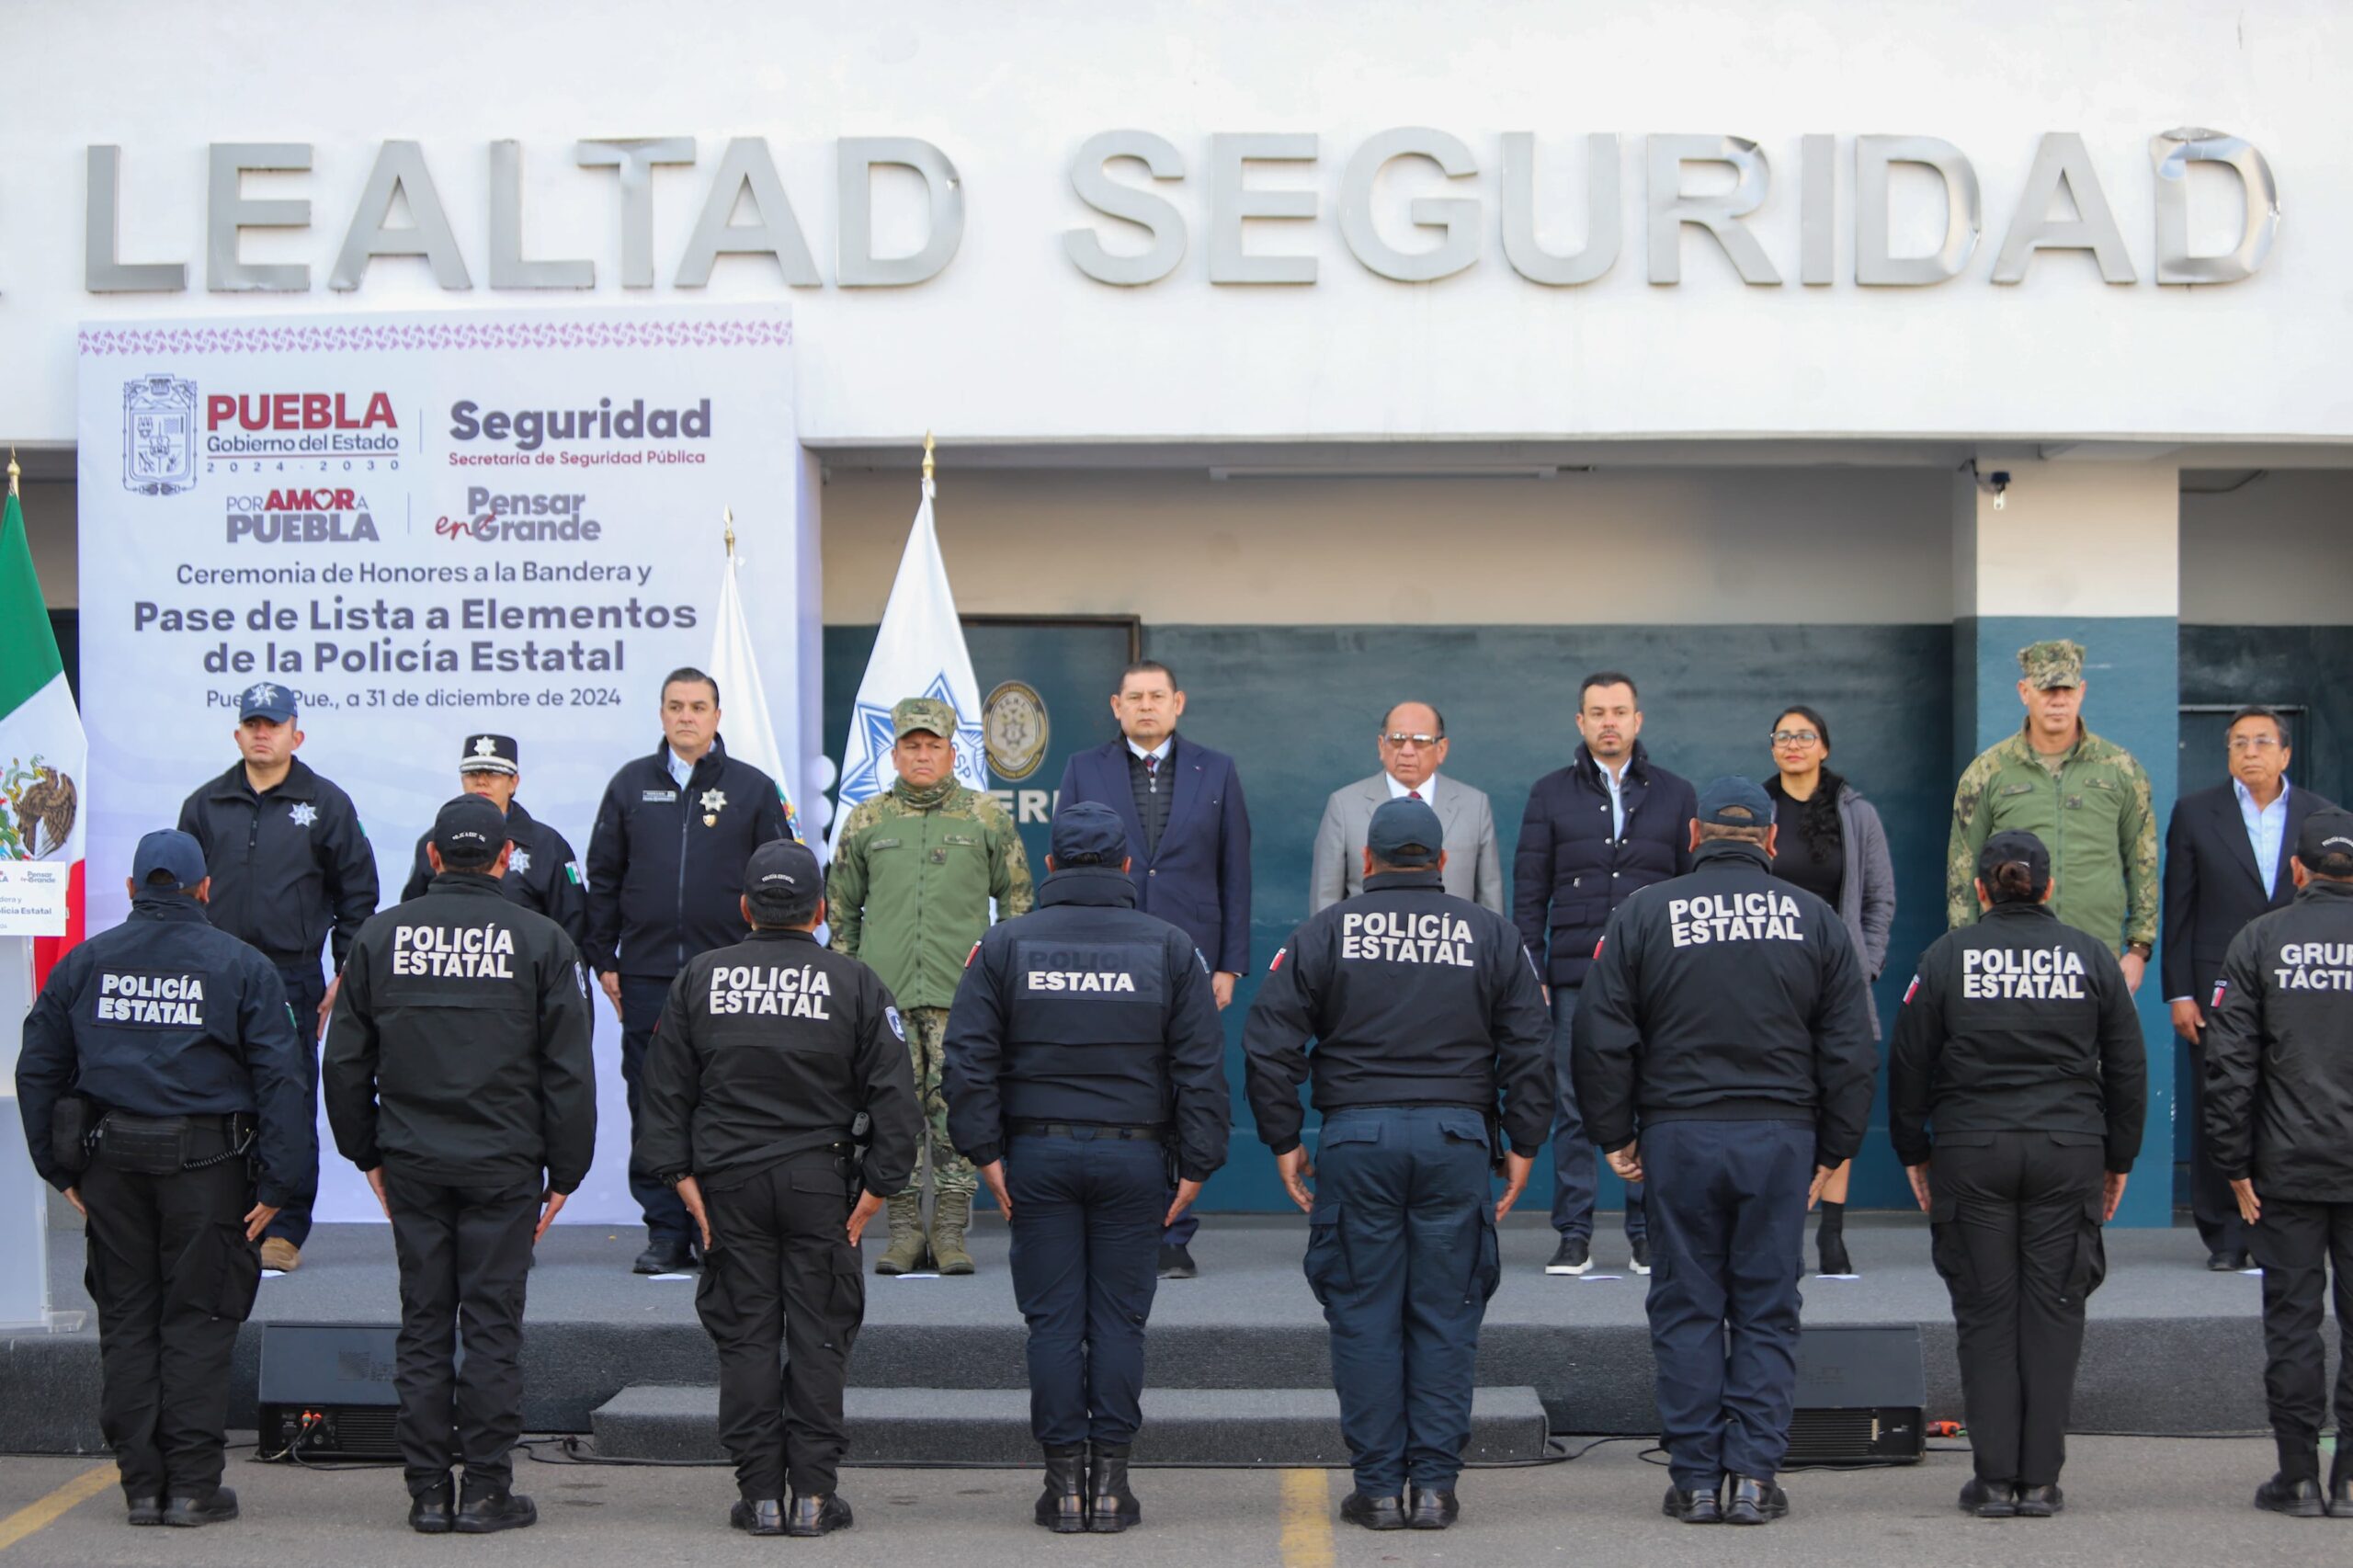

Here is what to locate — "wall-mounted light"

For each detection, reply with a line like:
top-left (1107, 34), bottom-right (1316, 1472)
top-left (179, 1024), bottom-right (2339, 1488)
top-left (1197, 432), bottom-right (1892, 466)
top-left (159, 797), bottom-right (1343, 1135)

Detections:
top-left (1963, 459), bottom-right (2012, 511)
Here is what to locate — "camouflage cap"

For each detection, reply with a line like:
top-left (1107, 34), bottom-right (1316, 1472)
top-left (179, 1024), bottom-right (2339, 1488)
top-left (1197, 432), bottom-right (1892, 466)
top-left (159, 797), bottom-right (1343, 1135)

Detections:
top-left (2018, 639), bottom-right (2086, 689)
top-left (892, 696), bottom-right (960, 740)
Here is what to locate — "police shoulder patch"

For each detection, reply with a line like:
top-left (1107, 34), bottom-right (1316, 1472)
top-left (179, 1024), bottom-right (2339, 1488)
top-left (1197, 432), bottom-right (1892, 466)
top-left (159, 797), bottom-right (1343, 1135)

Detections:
top-left (1270, 948), bottom-right (1288, 973)
top-left (565, 860), bottom-right (584, 886)
top-left (964, 941), bottom-right (982, 969)
top-left (2211, 976), bottom-right (2229, 1009)
top-left (885, 1006), bottom-right (906, 1041)
top-left (1903, 973), bottom-right (1921, 1006)
top-left (575, 960), bottom-right (589, 999)
top-left (1593, 935), bottom-right (1606, 960)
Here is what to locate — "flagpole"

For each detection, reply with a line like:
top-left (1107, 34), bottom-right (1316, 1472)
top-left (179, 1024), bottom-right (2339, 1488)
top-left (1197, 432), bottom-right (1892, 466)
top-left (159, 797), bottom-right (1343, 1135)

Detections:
top-left (7, 449), bottom-right (18, 498)
top-left (723, 505), bottom-right (735, 558)
top-left (922, 431), bottom-right (935, 489)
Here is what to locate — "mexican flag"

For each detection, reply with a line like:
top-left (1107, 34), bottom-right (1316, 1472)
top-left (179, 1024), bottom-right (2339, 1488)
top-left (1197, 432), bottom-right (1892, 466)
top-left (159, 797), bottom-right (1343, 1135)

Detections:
top-left (0, 481), bottom-right (86, 987)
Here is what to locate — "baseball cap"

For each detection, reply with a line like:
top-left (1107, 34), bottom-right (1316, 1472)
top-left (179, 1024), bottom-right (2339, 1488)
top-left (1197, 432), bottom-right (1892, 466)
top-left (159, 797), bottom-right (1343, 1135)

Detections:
top-left (1368, 797), bottom-right (1444, 867)
top-left (131, 829), bottom-right (208, 891)
top-left (745, 839), bottom-right (823, 917)
top-left (892, 697), bottom-right (959, 740)
top-left (430, 794), bottom-right (509, 860)
top-left (1697, 776), bottom-right (1777, 828)
top-left (237, 680), bottom-right (297, 722)
top-left (1978, 829), bottom-right (2052, 887)
top-left (2297, 809), bottom-right (2353, 865)
top-left (1050, 801), bottom-right (1129, 865)
top-left (2018, 639), bottom-right (2086, 690)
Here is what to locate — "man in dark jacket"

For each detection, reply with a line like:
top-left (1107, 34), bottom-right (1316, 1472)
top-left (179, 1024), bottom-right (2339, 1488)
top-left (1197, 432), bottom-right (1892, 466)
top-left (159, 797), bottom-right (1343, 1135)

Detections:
top-left (637, 838), bottom-right (920, 1539)
top-left (176, 680), bottom-right (379, 1270)
top-left (2202, 807), bottom-right (2353, 1519)
top-left (400, 733), bottom-right (588, 950)
top-left (1574, 778), bottom-right (1875, 1528)
top-left (324, 795), bottom-right (597, 1536)
top-left (17, 829), bottom-right (316, 1528)
top-left (2162, 704), bottom-right (2336, 1269)
top-left (1513, 672), bottom-right (1695, 1276)
top-left (1245, 798), bottom-right (1552, 1533)
top-left (1054, 659), bottom-right (1251, 1278)
top-left (584, 666), bottom-right (791, 1272)
top-left (944, 801), bottom-right (1230, 1534)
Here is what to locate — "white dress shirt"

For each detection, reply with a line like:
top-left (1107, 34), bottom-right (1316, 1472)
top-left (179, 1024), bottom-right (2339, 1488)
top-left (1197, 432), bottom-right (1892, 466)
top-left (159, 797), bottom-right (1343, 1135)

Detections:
top-left (2236, 776), bottom-right (2291, 899)
top-left (1385, 771), bottom-right (1440, 807)
top-left (665, 747), bottom-right (694, 789)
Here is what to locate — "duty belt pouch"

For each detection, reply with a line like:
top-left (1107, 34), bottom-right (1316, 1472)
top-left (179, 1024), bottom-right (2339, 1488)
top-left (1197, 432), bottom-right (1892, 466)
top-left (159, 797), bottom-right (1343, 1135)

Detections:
top-left (50, 1095), bottom-right (95, 1176)
top-left (96, 1112), bottom-right (191, 1176)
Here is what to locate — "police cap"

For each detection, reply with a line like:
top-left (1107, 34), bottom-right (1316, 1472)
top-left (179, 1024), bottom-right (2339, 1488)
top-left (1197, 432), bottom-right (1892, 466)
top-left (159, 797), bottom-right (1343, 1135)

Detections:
top-left (744, 838), bottom-right (823, 919)
top-left (1697, 776), bottom-right (1777, 828)
top-left (1368, 796), bottom-right (1444, 867)
top-left (431, 794), bottom-right (510, 861)
top-left (1978, 828), bottom-right (2051, 886)
top-left (237, 680), bottom-right (296, 722)
top-left (131, 828), bottom-right (208, 891)
top-left (458, 733), bottom-right (519, 776)
top-left (1050, 800), bottom-right (1129, 866)
top-left (2296, 809), bottom-right (2353, 866)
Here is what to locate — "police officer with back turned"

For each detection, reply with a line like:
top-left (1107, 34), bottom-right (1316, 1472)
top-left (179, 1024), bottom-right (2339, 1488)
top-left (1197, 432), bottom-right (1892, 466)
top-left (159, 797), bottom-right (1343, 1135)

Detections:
top-left (1574, 778), bottom-right (1875, 1528)
top-left (1889, 829), bottom-right (2144, 1519)
top-left (17, 828), bottom-right (316, 1529)
top-left (2203, 806), bottom-right (2353, 1520)
top-left (324, 794), bottom-right (597, 1535)
top-left (1244, 796), bottom-right (1552, 1533)
top-left (637, 838), bottom-right (921, 1540)
top-left (943, 801), bottom-right (1231, 1535)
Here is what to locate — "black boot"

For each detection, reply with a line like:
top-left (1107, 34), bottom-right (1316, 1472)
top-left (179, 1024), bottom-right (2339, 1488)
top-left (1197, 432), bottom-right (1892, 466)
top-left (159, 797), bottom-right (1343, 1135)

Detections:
top-left (408, 1481), bottom-right (455, 1534)
top-left (1087, 1442), bottom-right (1141, 1533)
top-left (1035, 1445), bottom-right (1086, 1533)
top-left (1816, 1203), bottom-right (1851, 1276)
top-left (162, 1487), bottom-right (239, 1528)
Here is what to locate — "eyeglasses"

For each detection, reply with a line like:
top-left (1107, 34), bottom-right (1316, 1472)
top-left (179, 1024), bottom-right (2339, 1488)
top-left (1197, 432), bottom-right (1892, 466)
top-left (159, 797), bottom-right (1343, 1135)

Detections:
top-left (1380, 733), bottom-right (1443, 748)
top-left (2228, 735), bottom-right (2284, 752)
top-left (1769, 730), bottom-right (1821, 745)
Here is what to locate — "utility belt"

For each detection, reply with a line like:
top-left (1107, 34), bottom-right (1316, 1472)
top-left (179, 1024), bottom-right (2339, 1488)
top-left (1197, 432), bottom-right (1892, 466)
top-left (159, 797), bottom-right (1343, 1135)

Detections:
top-left (1008, 1120), bottom-right (1168, 1141)
top-left (62, 1101), bottom-right (256, 1177)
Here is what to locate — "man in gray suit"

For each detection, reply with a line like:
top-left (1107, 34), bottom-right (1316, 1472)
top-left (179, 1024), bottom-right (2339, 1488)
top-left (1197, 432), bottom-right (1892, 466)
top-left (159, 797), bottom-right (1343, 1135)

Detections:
top-left (1311, 701), bottom-right (1505, 915)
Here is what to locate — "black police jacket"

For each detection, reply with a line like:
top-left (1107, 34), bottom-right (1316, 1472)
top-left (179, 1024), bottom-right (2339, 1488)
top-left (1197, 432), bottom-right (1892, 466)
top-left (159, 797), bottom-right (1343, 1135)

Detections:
top-left (402, 799), bottom-right (589, 952)
top-left (176, 756), bottom-right (380, 968)
top-left (942, 866), bottom-right (1232, 1179)
top-left (635, 926), bottom-right (920, 1197)
top-left (1573, 840), bottom-right (1877, 1165)
top-left (2203, 876), bottom-right (2353, 1201)
top-left (16, 892), bottom-right (318, 1207)
top-left (583, 736), bottom-right (791, 979)
top-left (1243, 869), bottom-right (1553, 1158)
top-left (1887, 900), bottom-right (2145, 1172)
top-left (323, 872), bottom-right (597, 1193)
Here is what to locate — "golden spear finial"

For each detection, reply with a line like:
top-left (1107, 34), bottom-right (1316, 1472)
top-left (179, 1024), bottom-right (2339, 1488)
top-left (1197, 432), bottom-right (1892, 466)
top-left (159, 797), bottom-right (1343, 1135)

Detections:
top-left (6, 449), bottom-right (17, 499)
top-left (922, 430), bottom-right (935, 484)
top-left (723, 506), bottom-right (735, 557)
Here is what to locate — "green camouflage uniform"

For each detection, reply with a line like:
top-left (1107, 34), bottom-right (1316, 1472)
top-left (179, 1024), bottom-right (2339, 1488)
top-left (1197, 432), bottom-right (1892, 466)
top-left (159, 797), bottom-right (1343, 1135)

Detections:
top-left (1946, 641), bottom-right (2157, 954)
top-left (827, 700), bottom-right (1034, 1197)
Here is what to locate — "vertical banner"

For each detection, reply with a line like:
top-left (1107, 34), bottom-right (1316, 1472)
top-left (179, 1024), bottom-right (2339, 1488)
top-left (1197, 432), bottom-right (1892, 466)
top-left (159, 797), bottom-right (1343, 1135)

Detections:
top-left (75, 308), bottom-right (808, 1222)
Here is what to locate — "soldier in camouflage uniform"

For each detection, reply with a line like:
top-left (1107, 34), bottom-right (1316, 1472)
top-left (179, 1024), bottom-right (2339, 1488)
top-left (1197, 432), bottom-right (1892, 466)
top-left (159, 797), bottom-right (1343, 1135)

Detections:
top-left (828, 698), bottom-right (1034, 1275)
top-left (1947, 640), bottom-right (2159, 988)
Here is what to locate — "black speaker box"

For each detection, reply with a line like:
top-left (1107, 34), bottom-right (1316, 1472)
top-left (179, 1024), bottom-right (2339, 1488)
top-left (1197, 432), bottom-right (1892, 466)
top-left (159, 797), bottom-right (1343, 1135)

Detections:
top-left (1790, 1323), bottom-right (1927, 1465)
top-left (256, 1321), bottom-right (404, 1460)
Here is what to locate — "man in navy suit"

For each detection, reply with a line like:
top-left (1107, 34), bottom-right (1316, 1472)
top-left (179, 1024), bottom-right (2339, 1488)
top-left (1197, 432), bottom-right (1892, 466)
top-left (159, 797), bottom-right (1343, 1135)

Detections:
top-left (2164, 704), bottom-right (2337, 1270)
top-left (1055, 660), bottom-right (1251, 1279)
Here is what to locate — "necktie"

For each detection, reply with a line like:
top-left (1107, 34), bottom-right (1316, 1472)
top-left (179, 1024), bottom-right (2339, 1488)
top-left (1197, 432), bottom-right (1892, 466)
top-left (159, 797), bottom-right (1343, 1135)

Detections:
top-left (1408, 790), bottom-right (1422, 801)
top-left (1145, 755), bottom-right (1159, 792)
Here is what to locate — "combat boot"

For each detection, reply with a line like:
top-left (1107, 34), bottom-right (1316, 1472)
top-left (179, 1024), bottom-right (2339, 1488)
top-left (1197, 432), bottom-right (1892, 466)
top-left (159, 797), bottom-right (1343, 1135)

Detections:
top-left (1035, 1445), bottom-right (1086, 1532)
top-left (931, 1189), bottom-right (976, 1275)
top-left (875, 1191), bottom-right (928, 1276)
top-left (1087, 1442), bottom-right (1141, 1532)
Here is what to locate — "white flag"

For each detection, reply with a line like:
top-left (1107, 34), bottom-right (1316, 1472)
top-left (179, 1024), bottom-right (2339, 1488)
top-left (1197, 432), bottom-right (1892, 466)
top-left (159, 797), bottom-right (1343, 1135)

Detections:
top-left (830, 472), bottom-right (987, 851)
top-left (709, 544), bottom-right (804, 844)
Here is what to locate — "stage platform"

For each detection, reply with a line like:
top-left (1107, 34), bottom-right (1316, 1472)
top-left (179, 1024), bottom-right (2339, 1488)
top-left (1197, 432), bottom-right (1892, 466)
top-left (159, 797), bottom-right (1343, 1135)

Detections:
top-left (2, 1209), bottom-right (2307, 1460)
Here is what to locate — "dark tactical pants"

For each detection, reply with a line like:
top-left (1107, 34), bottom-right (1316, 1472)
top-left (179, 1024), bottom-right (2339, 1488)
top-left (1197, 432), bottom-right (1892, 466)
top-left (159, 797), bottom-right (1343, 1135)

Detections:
top-left (620, 975), bottom-right (690, 1244)
top-left (2183, 1040), bottom-right (2245, 1258)
top-left (1548, 988), bottom-right (1644, 1243)
top-left (1006, 1131), bottom-right (1165, 1447)
top-left (1642, 1119), bottom-right (1811, 1493)
top-left (82, 1129), bottom-right (261, 1501)
top-left (698, 1152), bottom-right (865, 1499)
top-left (2247, 1198), bottom-right (2353, 1484)
top-left (1927, 1131), bottom-right (2108, 1488)
top-left (263, 958), bottom-right (324, 1248)
top-left (385, 1168), bottom-right (540, 1498)
top-left (1305, 1106), bottom-right (1501, 1497)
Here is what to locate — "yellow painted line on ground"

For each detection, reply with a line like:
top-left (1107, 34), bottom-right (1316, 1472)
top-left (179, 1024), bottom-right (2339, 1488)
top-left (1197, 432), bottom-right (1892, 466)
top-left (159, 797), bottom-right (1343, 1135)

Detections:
top-left (1279, 1467), bottom-right (1336, 1568)
top-left (0, 1461), bottom-right (118, 1554)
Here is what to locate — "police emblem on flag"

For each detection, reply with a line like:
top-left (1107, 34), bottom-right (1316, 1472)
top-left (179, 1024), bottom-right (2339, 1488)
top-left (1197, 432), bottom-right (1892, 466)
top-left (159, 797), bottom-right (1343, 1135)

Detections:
top-left (122, 375), bottom-right (199, 494)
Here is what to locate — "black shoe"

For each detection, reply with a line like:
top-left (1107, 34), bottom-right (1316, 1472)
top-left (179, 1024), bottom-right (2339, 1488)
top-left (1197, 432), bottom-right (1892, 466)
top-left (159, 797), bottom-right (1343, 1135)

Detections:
top-left (729, 1499), bottom-right (786, 1535)
top-left (455, 1491), bottom-right (537, 1533)
top-left (124, 1496), bottom-right (164, 1528)
top-left (163, 1487), bottom-right (239, 1528)
top-left (2208, 1250), bottom-right (2244, 1272)
top-left (2256, 1474), bottom-right (2325, 1518)
top-left (1158, 1244), bottom-right (1198, 1280)
top-left (1629, 1236), bottom-right (1653, 1276)
top-left (1819, 1233), bottom-right (1853, 1276)
top-left (1340, 1492), bottom-right (1407, 1530)
top-left (1662, 1482), bottom-right (1723, 1523)
top-left (1407, 1487), bottom-right (1459, 1529)
top-left (1960, 1479), bottom-right (2018, 1517)
top-left (1036, 1446), bottom-right (1086, 1533)
top-left (1546, 1236), bottom-right (1592, 1276)
top-left (786, 1493), bottom-right (852, 1537)
top-left (1088, 1443), bottom-right (1141, 1533)
top-left (409, 1483), bottom-right (455, 1535)
top-left (633, 1237), bottom-right (695, 1274)
top-left (2326, 1477), bottom-right (2353, 1519)
top-left (2015, 1483), bottom-right (2063, 1517)
top-left (1724, 1475), bottom-right (1788, 1526)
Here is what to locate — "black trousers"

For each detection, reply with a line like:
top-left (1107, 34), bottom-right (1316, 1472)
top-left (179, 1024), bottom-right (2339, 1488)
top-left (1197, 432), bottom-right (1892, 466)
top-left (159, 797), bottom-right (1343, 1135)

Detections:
top-left (2246, 1198), bottom-right (2353, 1483)
top-left (1006, 1130), bottom-right (1165, 1448)
top-left (2183, 1040), bottom-right (2245, 1257)
top-left (1927, 1131), bottom-right (2107, 1487)
top-left (385, 1168), bottom-right (539, 1497)
top-left (697, 1153), bottom-right (864, 1499)
top-left (264, 960), bottom-right (324, 1248)
top-left (620, 975), bottom-right (691, 1244)
top-left (81, 1138), bottom-right (260, 1500)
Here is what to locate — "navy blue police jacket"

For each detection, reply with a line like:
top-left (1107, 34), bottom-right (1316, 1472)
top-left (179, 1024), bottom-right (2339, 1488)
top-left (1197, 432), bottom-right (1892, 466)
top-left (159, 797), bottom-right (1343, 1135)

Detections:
top-left (1572, 838), bottom-right (1877, 1165)
top-left (583, 736), bottom-right (791, 979)
top-left (402, 799), bottom-right (589, 952)
top-left (1242, 869), bottom-right (1554, 1158)
top-left (16, 891), bottom-right (318, 1206)
top-left (942, 865), bottom-right (1232, 1181)
top-left (176, 756), bottom-right (380, 969)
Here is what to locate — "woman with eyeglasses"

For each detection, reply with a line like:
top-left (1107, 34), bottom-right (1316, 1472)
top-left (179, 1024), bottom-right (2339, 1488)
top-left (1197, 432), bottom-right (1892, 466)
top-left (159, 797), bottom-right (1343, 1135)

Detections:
top-left (1765, 706), bottom-right (1896, 1276)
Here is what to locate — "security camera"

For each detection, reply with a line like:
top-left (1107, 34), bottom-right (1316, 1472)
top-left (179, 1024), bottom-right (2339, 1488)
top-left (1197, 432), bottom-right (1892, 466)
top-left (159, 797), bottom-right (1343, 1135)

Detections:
top-left (1989, 471), bottom-right (2012, 511)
